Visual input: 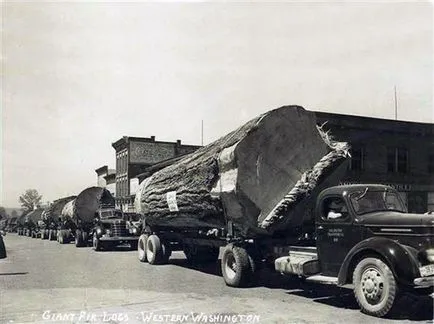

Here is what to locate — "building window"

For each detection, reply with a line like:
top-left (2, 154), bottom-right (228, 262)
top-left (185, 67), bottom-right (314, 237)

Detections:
top-left (429, 154), bottom-right (434, 174)
top-left (387, 147), bottom-right (408, 173)
top-left (349, 147), bottom-right (364, 171)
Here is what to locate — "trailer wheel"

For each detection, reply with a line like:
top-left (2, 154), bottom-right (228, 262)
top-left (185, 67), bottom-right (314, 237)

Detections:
top-left (146, 235), bottom-right (165, 265)
top-left (353, 257), bottom-right (398, 317)
top-left (93, 235), bottom-right (102, 251)
top-left (221, 244), bottom-right (255, 287)
top-left (58, 230), bottom-right (64, 244)
top-left (138, 234), bottom-right (148, 262)
top-left (75, 229), bottom-right (85, 247)
top-left (0, 236), bottom-right (6, 259)
top-left (82, 231), bottom-right (89, 247)
top-left (161, 241), bottom-right (172, 263)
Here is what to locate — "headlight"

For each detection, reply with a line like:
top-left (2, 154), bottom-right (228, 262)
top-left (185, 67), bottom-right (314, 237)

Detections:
top-left (131, 227), bottom-right (138, 235)
top-left (95, 227), bottom-right (103, 237)
top-left (426, 248), bottom-right (434, 263)
top-left (105, 229), bottom-right (111, 236)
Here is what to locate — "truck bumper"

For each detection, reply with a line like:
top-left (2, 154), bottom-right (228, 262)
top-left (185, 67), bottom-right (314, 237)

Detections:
top-left (414, 276), bottom-right (434, 287)
top-left (99, 236), bottom-right (139, 242)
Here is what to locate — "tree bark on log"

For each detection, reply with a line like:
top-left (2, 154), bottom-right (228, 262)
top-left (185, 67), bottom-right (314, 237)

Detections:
top-left (72, 187), bottom-right (115, 225)
top-left (44, 196), bottom-right (76, 225)
top-left (135, 106), bottom-right (350, 237)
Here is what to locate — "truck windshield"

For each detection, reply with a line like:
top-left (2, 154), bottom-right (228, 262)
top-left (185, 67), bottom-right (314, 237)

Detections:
top-left (349, 189), bottom-right (406, 215)
top-left (100, 210), bottom-right (123, 219)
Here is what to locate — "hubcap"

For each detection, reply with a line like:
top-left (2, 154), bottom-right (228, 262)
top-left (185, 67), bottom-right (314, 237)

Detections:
top-left (361, 267), bottom-right (385, 303)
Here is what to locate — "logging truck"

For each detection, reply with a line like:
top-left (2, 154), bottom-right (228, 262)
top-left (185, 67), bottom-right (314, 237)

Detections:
top-left (134, 106), bottom-right (434, 317)
top-left (41, 196), bottom-right (76, 241)
top-left (57, 187), bottom-right (115, 246)
top-left (91, 207), bottom-right (140, 251)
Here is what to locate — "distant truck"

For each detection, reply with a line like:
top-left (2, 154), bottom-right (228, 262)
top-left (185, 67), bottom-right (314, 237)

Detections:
top-left (57, 187), bottom-right (115, 247)
top-left (40, 196), bottom-right (76, 241)
top-left (134, 107), bottom-right (434, 317)
top-left (92, 208), bottom-right (140, 251)
top-left (22, 208), bottom-right (45, 238)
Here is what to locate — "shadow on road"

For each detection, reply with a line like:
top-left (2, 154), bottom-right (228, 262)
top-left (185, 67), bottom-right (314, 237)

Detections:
top-left (170, 261), bottom-right (434, 321)
top-left (169, 258), bottom-right (223, 277)
top-left (0, 272), bottom-right (28, 276)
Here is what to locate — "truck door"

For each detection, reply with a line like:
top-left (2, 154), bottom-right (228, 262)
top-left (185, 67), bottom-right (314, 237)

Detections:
top-left (316, 195), bottom-right (362, 277)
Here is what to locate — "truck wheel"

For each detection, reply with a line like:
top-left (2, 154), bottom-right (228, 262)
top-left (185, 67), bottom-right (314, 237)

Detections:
top-left (353, 257), bottom-right (398, 317)
top-left (82, 231), bottom-right (89, 246)
top-left (0, 236), bottom-right (6, 259)
top-left (93, 235), bottom-right (102, 251)
top-left (161, 241), bottom-right (172, 263)
top-left (138, 234), bottom-right (148, 262)
top-left (75, 229), bottom-right (84, 247)
top-left (146, 235), bottom-right (165, 265)
top-left (58, 230), bottom-right (64, 244)
top-left (221, 244), bottom-right (255, 287)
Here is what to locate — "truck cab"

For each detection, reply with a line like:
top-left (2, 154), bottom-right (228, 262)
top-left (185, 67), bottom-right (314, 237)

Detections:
top-left (92, 208), bottom-right (140, 251)
top-left (275, 184), bottom-right (434, 317)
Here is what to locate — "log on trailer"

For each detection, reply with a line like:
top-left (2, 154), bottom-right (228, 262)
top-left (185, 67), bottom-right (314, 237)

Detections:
top-left (135, 105), bottom-right (350, 237)
top-left (72, 187), bottom-right (115, 226)
top-left (60, 199), bottom-right (75, 224)
top-left (45, 196), bottom-right (76, 225)
top-left (25, 208), bottom-right (45, 227)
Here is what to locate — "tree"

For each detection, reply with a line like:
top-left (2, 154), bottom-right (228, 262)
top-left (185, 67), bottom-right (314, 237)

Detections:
top-left (11, 210), bottom-right (18, 218)
top-left (19, 189), bottom-right (42, 213)
top-left (0, 207), bottom-right (7, 220)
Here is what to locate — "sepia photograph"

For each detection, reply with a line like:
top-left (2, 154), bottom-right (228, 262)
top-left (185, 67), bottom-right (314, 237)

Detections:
top-left (1, 0), bottom-right (433, 323)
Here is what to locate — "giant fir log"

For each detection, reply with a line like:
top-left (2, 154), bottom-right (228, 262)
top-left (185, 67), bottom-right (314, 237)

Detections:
top-left (135, 106), bottom-right (350, 237)
top-left (43, 196), bottom-right (76, 225)
top-left (60, 187), bottom-right (114, 226)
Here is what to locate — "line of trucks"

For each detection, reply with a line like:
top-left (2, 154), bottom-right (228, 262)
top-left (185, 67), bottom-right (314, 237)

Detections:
top-left (15, 187), bottom-right (140, 250)
top-left (9, 106), bottom-right (434, 318)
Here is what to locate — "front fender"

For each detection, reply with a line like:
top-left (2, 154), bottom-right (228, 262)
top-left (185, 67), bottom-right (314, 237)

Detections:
top-left (337, 237), bottom-right (420, 286)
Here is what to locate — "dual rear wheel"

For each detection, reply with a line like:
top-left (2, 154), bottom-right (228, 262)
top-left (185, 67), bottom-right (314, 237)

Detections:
top-left (137, 234), bottom-right (171, 264)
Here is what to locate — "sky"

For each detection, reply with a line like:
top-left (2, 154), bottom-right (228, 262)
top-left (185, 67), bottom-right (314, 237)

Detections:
top-left (1, 0), bottom-right (433, 207)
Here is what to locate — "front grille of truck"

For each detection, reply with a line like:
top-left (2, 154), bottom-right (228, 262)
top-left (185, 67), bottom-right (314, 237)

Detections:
top-left (111, 221), bottom-right (128, 237)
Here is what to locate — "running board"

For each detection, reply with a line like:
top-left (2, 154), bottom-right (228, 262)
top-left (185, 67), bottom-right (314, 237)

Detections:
top-left (305, 275), bottom-right (338, 285)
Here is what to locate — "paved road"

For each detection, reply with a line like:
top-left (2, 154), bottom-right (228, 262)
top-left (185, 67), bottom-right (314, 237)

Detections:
top-left (0, 234), bottom-right (432, 324)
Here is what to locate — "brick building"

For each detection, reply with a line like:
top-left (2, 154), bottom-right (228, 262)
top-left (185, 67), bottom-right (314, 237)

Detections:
top-left (316, 112), bottom-right (434, 213)
top-left (112, 136), bottom-right (201, 211)
top-left (95, 165), bottom-right (116, 197)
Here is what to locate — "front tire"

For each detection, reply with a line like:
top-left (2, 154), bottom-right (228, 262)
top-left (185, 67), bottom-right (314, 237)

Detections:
top-left (221, 244), bottom-right (255, 287)
top-left (93, 235), bottom-right (102, 251)
top-left (353, 257), bottom-right (398, 317)
top-left (138, 234), bottom-right (148, 262)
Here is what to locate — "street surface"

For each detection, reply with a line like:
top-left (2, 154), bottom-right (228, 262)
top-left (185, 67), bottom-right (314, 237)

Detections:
top-left (0, 234), bottom-right (433, 324)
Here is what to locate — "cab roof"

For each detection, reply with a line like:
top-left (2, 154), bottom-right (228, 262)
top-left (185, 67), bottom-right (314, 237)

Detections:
top-left (319, 184), bottom-right (394, 198)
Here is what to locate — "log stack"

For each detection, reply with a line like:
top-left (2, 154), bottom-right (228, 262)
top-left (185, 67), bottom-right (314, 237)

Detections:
top-left (70, 187), bottom-right (115, 225)
top-left (135, 106), bottom-right (350, 237)
top-left (45, 196), bottom-right (76, 225)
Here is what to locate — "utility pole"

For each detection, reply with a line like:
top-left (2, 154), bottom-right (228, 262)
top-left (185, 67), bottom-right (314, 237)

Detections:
top-left (394, 85), bottom-right (398, 120)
